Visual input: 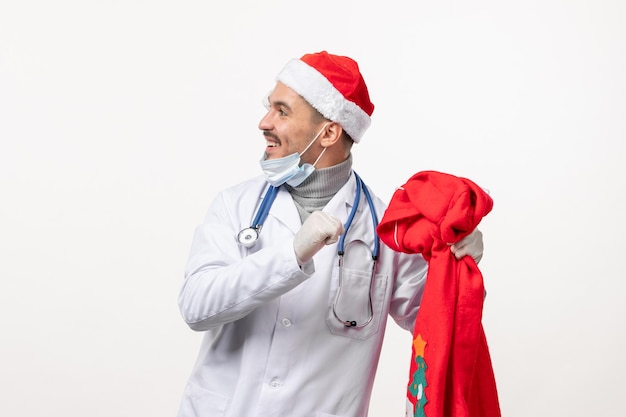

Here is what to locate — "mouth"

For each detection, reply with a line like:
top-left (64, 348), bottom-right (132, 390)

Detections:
top-left (263, 132), bottom-right (281, 150)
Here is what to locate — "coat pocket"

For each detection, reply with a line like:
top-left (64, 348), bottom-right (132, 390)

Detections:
top-left (178, 381), bottom-right (230, 417)
top-left (326, 264), bottom-right (389, 340)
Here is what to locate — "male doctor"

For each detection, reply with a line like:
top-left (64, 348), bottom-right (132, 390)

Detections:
top-left (177, 51), bottom-right (484, 417)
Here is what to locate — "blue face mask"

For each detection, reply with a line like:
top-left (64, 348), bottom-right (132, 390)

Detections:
top-left (259, 123), bottom-right (329, 187)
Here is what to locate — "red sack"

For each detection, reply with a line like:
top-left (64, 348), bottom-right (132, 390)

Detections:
top-left (376, 171), bottom-right (501, 417)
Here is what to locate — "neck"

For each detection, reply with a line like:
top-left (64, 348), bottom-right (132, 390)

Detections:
top-left (286, 154), bottom-right (352, 221)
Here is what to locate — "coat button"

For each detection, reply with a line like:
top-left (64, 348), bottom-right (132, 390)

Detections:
top-left (269, 379), bottom-right (281, 388)
top-left (281, 318), bottom-right (292, 327)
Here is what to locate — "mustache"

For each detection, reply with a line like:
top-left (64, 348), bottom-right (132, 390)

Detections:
top-left (262, 130), bottom-right (281, 143)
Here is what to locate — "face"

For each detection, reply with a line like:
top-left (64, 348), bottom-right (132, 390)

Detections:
top-left (258, 82), bottom-right (327, 163)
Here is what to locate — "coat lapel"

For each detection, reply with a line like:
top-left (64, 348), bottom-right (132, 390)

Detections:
top-left (268, 186), bottom-right (303, 236)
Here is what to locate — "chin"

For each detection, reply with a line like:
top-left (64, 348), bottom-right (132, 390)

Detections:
top-left (264, 149), bottom-right (288, 160)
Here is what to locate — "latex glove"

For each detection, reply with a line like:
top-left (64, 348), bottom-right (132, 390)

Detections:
top-left (294, 211), bottom-right (344, 265)
top-left (449, 228), bottom-right (484, 263)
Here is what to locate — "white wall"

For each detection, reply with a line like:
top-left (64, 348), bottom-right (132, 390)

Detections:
top-left (1, 1), bottom-right (624, 416)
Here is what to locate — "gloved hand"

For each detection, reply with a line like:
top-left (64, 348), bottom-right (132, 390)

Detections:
top-left (294, 211), bottom-right (344, 265)
top-left (449, 228), bottom-right (484, 263)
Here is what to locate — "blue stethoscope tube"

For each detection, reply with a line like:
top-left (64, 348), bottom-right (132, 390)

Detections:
top-left (237, 185), bottom-right (280, 247)
top-left (237, 172), bottom-right (380, 328)
top-left (333, 172), bottom-right (379, 328)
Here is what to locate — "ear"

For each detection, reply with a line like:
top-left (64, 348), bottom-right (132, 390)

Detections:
top-left (319, 122), bottom-right (343, 148)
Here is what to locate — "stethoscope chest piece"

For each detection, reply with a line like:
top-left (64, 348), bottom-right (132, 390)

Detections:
top-left (237, 227), bottom-right (260, 248)
top-left (237, 185), bottom-right (280, 248)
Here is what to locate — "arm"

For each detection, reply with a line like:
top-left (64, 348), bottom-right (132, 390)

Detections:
top-left (178, 192), bottom-right (309, 332)
top-left (178, 193), bottom-right (344, 332)
top-left (387, 250), bottom-right (429, 332)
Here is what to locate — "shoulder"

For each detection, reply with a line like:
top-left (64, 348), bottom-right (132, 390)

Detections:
top-left (355, 176), bottom-right (388, 214)
top-left (206, 175), bottom-right (268, 216)
top-left (210, 175), bottom-right (271, 207)
top-left (218, 175), bottom-right (267, 197)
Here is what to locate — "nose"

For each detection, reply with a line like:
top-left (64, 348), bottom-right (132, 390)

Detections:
top-left (258, 109), bottom-right (273, 131)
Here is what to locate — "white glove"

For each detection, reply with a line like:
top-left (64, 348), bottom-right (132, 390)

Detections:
top-left (449, 228), bottom-right (484, 263)
top-left (294, 211), bottom-right (344, 265)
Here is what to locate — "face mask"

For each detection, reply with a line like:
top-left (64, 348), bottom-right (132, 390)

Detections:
top-left (259, 123), bottom-right (329, 187)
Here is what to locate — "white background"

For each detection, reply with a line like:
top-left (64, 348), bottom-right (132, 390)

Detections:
top-left (1, 1), bottom-right (625, 416)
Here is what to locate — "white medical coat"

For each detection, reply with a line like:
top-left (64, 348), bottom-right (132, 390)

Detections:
top-left (178, 172), bottom-right (428, 417)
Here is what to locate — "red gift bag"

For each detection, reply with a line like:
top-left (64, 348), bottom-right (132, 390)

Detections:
top-left (377, 171), bottom-right (501, 417)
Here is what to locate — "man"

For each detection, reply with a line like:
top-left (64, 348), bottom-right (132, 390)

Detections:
top-left (177, 51), bottom-right (484, 417)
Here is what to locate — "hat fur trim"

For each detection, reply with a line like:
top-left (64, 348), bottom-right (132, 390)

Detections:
top-left (276, 58), bottom-right (371, 143)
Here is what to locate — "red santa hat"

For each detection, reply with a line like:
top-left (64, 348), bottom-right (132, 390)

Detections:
top-left (276, 51), bottom-right (374, 143)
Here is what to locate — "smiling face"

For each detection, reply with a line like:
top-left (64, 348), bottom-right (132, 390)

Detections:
top-left (258, 82), bottom-right (329, 165)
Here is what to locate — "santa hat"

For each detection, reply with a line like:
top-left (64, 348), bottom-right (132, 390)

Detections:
top-left (276, 51), bottom-right (374, 143)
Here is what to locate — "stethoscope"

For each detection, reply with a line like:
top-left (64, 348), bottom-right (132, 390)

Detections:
top-left (237, 184), bottom-right (281, 248)
top-left (237, 172), bottom-right (380, 328)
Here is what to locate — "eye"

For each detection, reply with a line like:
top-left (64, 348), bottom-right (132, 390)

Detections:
top-left (262, 95), bottom-right (270, 110)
